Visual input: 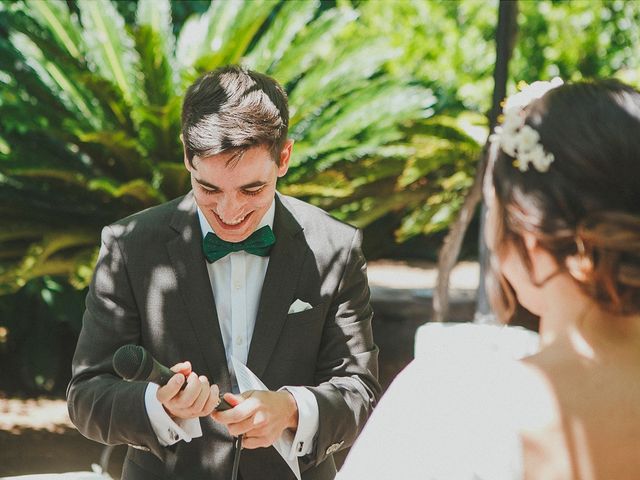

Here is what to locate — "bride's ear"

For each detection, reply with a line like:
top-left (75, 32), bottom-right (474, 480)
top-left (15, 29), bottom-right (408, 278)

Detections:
top-left (522, 232), bottom-right (560, 286)
top-left (522, 232), bottom-right (538, 255)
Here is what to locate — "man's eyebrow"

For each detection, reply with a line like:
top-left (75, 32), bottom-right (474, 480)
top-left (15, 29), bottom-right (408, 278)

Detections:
top-left (194, 178), bottom-right (267, 190)
top-left (195, 178), bottom-right (220, 190)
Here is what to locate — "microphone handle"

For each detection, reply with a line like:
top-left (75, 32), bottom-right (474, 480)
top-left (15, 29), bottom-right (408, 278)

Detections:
top-left (128, 348), bottom-right (186, 389)
top-left (147, 357), bottom-right (176, 386)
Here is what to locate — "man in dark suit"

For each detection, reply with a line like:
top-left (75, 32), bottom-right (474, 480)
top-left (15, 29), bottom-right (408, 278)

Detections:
top-left (67, 65), bottom-right (380, 479)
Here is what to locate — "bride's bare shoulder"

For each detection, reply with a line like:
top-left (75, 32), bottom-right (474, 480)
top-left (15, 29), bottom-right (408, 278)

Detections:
top-left (505, 355), bottom-right (564, 430)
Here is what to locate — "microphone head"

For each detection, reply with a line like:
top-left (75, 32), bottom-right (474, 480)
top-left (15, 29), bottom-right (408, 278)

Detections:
top-left (113, 344), bottom-right (148, 380)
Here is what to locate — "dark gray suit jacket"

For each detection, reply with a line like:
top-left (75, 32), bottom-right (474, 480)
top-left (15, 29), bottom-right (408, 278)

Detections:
top-left (67, 192), bottom-right (380, 479)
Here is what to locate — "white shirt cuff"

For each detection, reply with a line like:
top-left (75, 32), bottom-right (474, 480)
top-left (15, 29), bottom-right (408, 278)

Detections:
top-left (281, 386), bottom-right (319, 459)
top-left (144, 382), bottom-right (202, 446)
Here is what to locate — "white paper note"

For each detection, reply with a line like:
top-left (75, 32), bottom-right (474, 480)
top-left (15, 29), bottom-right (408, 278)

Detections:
top-left (231, 356), bottom-right (302, 480)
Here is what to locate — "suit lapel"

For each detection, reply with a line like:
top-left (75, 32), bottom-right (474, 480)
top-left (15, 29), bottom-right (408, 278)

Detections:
top-left (165, 193), bottom-right (231, 392)
top-left (247, 194), bottom-right (306, 379)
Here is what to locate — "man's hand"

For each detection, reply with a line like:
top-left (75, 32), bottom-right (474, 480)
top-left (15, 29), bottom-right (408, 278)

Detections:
top-left (156, 361), bottom-right (220, 419)
top-left (211, 390), bottom-right (298, 449)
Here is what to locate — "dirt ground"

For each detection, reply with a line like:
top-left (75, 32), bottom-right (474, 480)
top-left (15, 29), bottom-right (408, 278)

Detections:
top-left (0, 398), bottom-right (126, 478)
top-left (0, 260), bottom-right (479, 478)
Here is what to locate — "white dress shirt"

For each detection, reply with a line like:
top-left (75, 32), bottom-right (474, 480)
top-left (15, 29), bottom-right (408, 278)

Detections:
top-left (145, 199), bottom-right (319, 459)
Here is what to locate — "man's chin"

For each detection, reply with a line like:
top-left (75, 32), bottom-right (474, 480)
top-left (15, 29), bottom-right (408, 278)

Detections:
top-left (212, 223), bottom-right (255, 243)
top-left (216, 231), bottom-right (253, 243)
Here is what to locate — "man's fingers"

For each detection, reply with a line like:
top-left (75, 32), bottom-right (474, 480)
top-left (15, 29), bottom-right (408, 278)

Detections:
top-left (190, 376), bottom-right (211, 413)
top-left (170, 361), bottom-right (192, 375)
top-left (176, 372), bottom-right (202, 408)
top-left (224, 392), bottom-right (246, 407)
top-left (155, 368), bottom-right (220, 419)
top-left (213, 394), bottom-right (254, 424)
top-left (170, 361), bottom-right (189, 373)
top-left (210, 383), bottom-right (220, 400)
top-left (156, 361), bottom-right (192, 405)
top-left (225, 415), bottom-right (262, 437)
top-left (201, 385), bottom-right (221, 415)
top-left (156, 373), bottom-right (185, 403)
top-left (242, 435), bottom-right (271, 449)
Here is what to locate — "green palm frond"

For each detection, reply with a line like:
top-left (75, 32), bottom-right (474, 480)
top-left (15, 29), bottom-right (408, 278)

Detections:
top-left (134, 0), bottom-right (184, 162)
top-left (136, 0), bottom-right (176, 81)
top-left (291, 82), bottom-right (435, 170)
top-left (9, 30), bottom-right (99, 130)
top-left (0, 230), bottom-right (97, 294)
top-left (176, 0), bottom-right (273, 81)
top-left (244, 0), bottom-right (318, 73)
top-left (283, 113), bottom-right (482, 240)
top-left (77, 0), bottom-right (145, 108)
top-left (25, 0), bottom-right (86, 62)
top-left (287, 37), bottom-right (402, 125)
top-left (268, 6), bottom-right (359, 85)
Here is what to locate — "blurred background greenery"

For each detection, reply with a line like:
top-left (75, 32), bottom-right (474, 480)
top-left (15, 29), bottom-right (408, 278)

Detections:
top-left (0, 0), bottom-right (638, 394)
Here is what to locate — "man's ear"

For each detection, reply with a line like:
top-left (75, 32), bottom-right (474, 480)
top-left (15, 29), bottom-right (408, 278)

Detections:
top-left (277, 139), bottom-right (294, 177)
top-left (179, 133), bottom-right (193, 172)
top-left (183, 151), bottom-right (192, 172)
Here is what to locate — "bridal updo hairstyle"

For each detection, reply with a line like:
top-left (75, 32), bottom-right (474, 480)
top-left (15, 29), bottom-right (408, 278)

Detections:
top-left (489, 79), bottom-right (640, 319)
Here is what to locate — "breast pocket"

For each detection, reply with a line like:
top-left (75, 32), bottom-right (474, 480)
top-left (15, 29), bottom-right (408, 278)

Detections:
top-left (275, 302), bottom-right (327, 378)
top-left (286, 302), bottom-right (325, 325)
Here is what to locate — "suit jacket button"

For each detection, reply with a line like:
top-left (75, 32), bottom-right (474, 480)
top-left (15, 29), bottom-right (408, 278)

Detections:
top-left (325, 441), bottom-right (344, 456)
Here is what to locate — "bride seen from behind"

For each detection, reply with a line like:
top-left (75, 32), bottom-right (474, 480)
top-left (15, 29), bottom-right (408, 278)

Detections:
top-left (337, 79), bottom-right (640, 480)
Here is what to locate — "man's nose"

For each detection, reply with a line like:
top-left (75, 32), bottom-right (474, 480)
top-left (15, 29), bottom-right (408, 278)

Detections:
top-left (217, 194), bottom-right (244, 221)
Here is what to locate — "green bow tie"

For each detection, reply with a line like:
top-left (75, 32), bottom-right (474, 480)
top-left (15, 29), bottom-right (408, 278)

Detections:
top-left (202, 225), bottom-right (276, 263)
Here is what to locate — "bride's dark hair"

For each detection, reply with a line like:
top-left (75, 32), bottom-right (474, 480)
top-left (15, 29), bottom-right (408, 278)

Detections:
top-left (488, 79), bottom-right (640, 320)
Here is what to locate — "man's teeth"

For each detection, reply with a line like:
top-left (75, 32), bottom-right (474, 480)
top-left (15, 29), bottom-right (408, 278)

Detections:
top-left (220, 213), bottom-right (247, 225)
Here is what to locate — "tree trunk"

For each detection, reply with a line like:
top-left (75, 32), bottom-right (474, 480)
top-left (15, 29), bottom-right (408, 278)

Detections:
top-left (433, 0), bottom-right (519, 323)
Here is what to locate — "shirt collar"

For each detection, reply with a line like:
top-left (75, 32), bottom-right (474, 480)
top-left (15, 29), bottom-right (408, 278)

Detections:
top-left (197, 197), bottom-right (276, 240)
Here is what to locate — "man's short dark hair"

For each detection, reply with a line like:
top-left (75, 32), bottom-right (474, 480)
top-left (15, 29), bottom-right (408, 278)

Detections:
top-left (181, 65), bottom-right (289, 167)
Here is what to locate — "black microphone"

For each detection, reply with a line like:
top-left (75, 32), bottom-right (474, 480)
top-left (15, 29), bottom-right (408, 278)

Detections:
top-left (112, 344), bottom-right (233, 410)
top-left (113, 344), bottom-right (175, 385)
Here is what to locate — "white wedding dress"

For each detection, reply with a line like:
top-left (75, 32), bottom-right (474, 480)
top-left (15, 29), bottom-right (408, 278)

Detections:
top-left (337, 323), bottom-right (540, 480)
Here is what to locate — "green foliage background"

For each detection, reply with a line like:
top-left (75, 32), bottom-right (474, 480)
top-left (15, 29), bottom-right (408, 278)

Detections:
top-left (0, 0), bottom-right (638, 393)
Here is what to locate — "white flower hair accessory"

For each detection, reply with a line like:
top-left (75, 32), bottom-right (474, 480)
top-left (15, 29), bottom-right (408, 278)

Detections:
top-left (490, 77), bottom-right (564, 172)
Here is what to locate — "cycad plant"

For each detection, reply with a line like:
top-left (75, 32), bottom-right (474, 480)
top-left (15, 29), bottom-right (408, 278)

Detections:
top-left (0, 0), bottom-right (481, 295)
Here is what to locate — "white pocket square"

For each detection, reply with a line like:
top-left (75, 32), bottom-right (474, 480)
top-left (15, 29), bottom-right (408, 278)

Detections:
top-left (288, 299), bottom-right (313, 314)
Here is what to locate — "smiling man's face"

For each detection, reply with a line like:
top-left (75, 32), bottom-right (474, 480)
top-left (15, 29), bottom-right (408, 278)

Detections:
top-left (185, 142), bottom-right (292, 242)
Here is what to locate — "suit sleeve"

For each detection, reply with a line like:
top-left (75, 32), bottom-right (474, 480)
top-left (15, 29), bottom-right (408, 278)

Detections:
top-left (305, 228), bottom-right (381, 465)
top-left (66, 225), bottom-right (166, 460)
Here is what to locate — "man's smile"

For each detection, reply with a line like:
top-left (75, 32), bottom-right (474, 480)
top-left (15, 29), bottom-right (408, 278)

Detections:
top-left (214, 210), bottom-right (253, 229)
